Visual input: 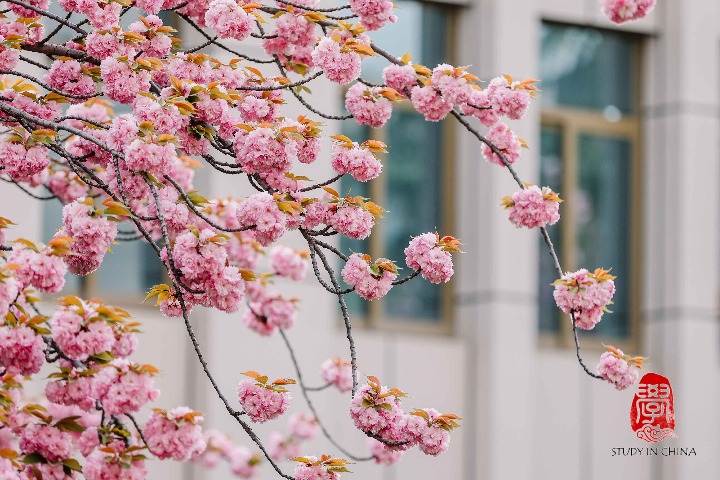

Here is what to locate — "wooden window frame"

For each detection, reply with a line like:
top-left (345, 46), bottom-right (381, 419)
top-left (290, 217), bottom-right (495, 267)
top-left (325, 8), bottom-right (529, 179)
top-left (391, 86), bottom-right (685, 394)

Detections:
top-left (538, 27), bottom-right (644, 353)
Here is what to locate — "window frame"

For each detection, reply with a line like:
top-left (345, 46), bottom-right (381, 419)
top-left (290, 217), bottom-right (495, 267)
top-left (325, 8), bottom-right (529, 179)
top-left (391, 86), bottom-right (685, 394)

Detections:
top-left (538, 22), bottom-right (645, 353)
top-left (343, 6), bottom-right (458, 336)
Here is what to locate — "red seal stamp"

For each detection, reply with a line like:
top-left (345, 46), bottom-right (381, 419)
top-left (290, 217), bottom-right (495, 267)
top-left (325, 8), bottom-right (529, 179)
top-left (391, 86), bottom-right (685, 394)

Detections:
top-left (630, 372), bottom-right (677, 442)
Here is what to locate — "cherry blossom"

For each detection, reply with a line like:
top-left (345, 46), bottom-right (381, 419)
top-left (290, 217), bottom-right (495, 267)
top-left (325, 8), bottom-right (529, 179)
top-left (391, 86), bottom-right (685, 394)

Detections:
top-left (404, 233), bottom-right (461, 284)
top-left (319, 357), bottom-right (353, 393)
top-left (145, 407), bottom-right (207, 461)
top-left (501, 185), bottom-right (562, 229)
top-left (236, 372), bottom-right (294, 423)
top-left (553, 268), bottom-right (616, 330)
top-left (601, 0), bottom-right (656, 24)
top-left (597, 345), bottom-right (644, 390)
top-left (341, 253), bottom-right (397, 300)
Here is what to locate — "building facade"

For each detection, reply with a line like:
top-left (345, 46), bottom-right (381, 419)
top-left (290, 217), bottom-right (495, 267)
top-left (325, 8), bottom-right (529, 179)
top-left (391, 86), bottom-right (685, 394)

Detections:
top-left (2, 0), bottom-right (719, 479)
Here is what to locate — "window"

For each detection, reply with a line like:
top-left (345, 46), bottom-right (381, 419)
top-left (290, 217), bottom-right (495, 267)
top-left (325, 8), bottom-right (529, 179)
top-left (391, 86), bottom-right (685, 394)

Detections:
top-left (340, 0), bottom-right (456, 333)
top-left (538, 23), bottom-right (642, 347)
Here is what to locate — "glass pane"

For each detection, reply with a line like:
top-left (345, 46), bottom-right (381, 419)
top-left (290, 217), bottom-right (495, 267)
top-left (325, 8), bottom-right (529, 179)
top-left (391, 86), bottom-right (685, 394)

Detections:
top-left (538, 128), bottom-right (563, 333)
top-left (576, 134), bottom-right (631, 337)
top-left (540, 23), bottom-right (637, 114)
top-left (381, 109), bottom-right (443, 322)
top-left (360, 1), bottom-right (450, 84)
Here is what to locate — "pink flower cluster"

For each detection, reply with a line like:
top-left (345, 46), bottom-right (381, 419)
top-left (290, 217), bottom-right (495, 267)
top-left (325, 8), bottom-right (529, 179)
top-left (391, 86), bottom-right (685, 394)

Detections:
top-left (341, 253), bottom-right (397, 300)
top-left (0, 134), bottom-right (49, 181)
top-left (333, 204), bottom-right (376, 239)
top-left (0, 42), bottom-right (18, 72)
top-left (100, 58), bottom-right (151, 104)
top-left (481, 122), bottom-right (523, 166)
top-left (486, 76), bottom-right (531, 120)
top-left (50, 303), bottom-right (115, 362)
top-left (319, 357), bottom-right (353, 392)
top-left (601, 0), bottom-right (656, 24)
top-left (553, 268), bottom-right (616, 330)
top-left (502, 185), bottom-right (562, 229)
top-left (94, 359), bottom-right (160, 415)
top-left (597, 346), bottom-right (643, 390)
top-left (124, 138), bottom-right (179, 177)
top-left (294, 458), bottom-right (341, 480)
top-left (84, 443), bottom-right (149, 480)
top-left (330, 140), bottom-right (383, 182)
top-left (410, 64), bottom-right (476, 121)
top-left (234, 126), bottom-right (297, 175)
top-left (288, 412), bottom-right (320, 440)
top-left (45, 366), bottom-right (96, 411)
top-left (349, 380), bottom-right (404, 434)
top-left (270, 245), bottom-right (308, 281)
top-left (246, 292), bottom-right (298, 332)
top-left (0, 324), bottom-right (45, 376)
top-left (7, 241), bottom-right (67, 293)
top-left (404, 409), bottom-right (456, 456)
top-left (410, 85), bottom-right (452, 122)
top-left (132, 94), bottom-right (186, 137)
top-left (311, 36), bottom-right (362, 85)
top-left (459, 88), bottom-right (499, 126)
top-left (236, 193), bottom-right (290, 246)
top-left (305, 196), bottom-right (378, 240)
top-left (263, 11), bottom-right (316, 68)
top-left (345, 83), bottom-right (394, 128)
top-left (128, 15), bottom-right (174, 57)
top-left (382, 64), bottom-right (417, 95)
top-left (19, 423), bottom-right (74, 463)
top-left (201, 200), bottom-right (262, 270)
top-left (0, 272), bottom-right (18, 318)
top-left (166, 228), bottom-right (247, 313)
top-left (205, 0), bottom-right (253, 40)
top-left (48, 170), bottom-right (90, 204)
top-left (243, 308), bottom-right (277, 336)
top-left (58, 199), bottom-right (117, 276)
top-left (404, 232), bottom-right (460, 284)
top-left (45, 59), bottom-right (97, 103)
top-left (268, 431), bottom-right (301, 461)
top-left (236, 375), bottom-right (293, 423)
top-left (145, 407), bottom-right (207, 461)
top-left (350, 378), bottom-right (461, 463)
top-left (349, 0), bottom-right (397, 30)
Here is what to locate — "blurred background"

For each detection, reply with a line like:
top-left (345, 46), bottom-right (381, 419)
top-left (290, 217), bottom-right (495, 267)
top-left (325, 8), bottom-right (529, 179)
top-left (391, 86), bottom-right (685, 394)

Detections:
top-left (3, 0), bottom-right (719, 478)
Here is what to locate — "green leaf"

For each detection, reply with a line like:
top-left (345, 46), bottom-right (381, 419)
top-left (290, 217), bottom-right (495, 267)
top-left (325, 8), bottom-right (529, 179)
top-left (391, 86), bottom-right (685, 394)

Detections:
top-left (62, 458), bottom-right (83, 472)
top-left (21, 453), bottom-right (46, 465)
top-left (54, 416), bottom-right (85, 432)
top-left (88, 351), bottom-right (115, 364)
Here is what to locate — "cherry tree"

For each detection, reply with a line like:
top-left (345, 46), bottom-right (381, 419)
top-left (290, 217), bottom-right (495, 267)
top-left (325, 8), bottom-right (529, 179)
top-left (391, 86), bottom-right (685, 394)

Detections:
top-left (0, 0), bottom-right (655, 478)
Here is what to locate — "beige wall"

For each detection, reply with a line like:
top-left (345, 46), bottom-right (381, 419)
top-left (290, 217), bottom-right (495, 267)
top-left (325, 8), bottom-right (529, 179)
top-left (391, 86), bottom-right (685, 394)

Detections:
top-left (2, 0), bottom-right (718, 479)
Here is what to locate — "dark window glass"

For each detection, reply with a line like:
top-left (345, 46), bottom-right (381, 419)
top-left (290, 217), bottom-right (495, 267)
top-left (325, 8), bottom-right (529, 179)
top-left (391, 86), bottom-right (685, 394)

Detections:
top-left (540, 23), bottom-right (637, 114)
top-left (539, 24), bottom-right (638, 338)
top-left (576, 134), bottom-right (632, 337)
